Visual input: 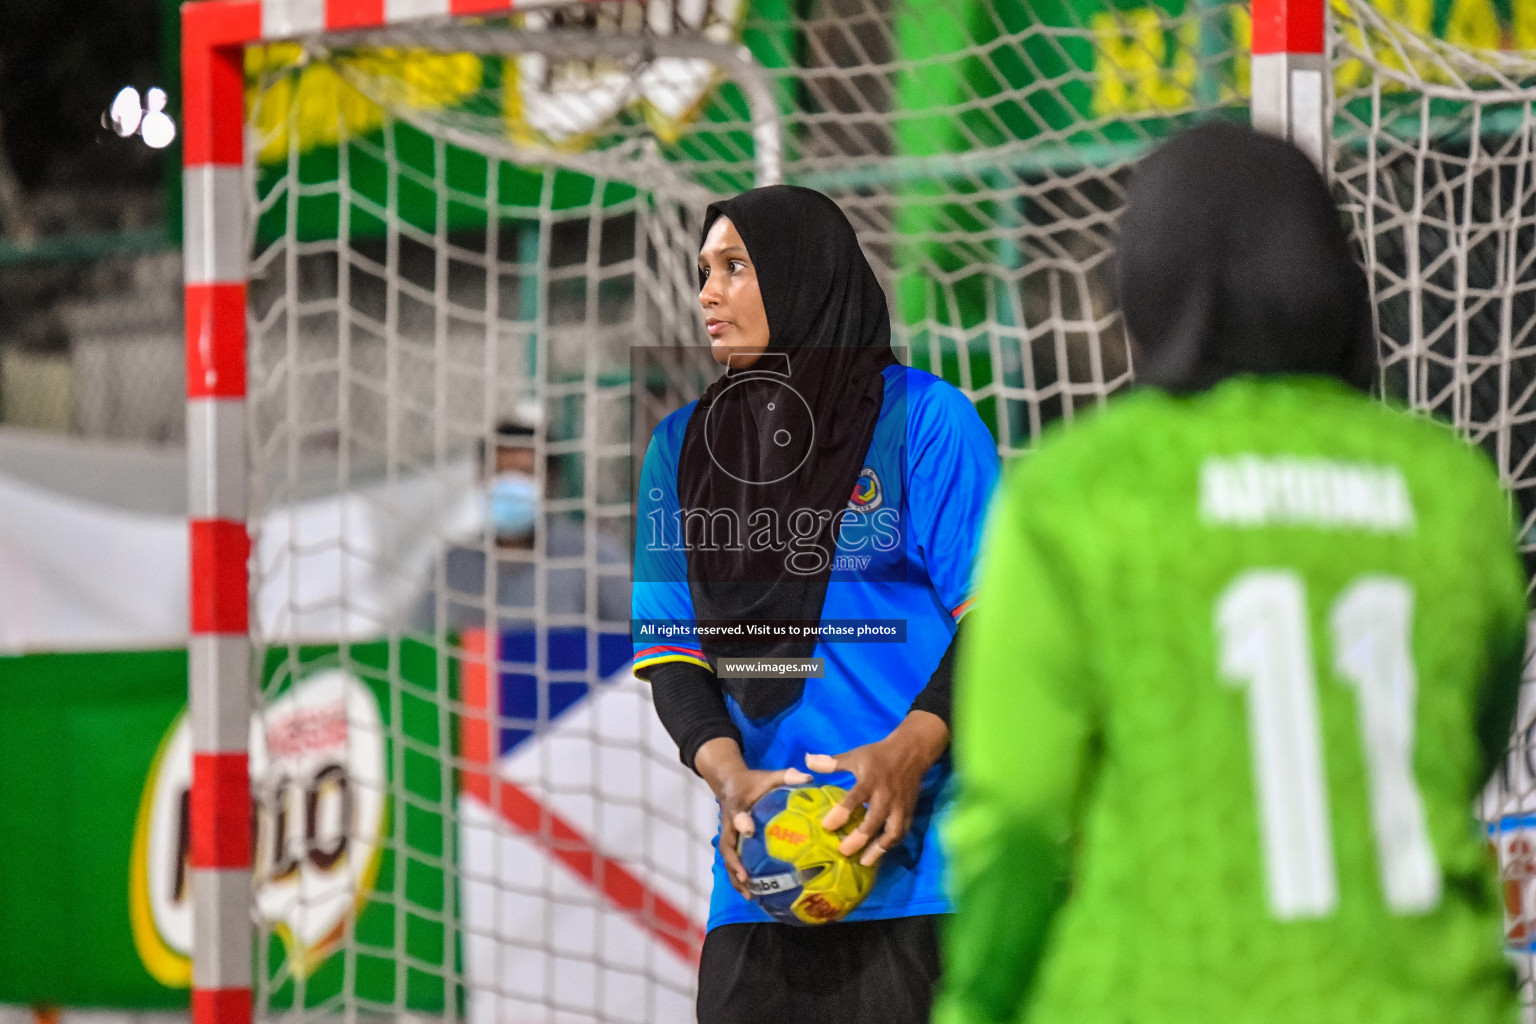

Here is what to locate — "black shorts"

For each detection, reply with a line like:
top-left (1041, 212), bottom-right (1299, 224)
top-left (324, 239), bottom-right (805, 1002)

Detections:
top-left (696, 914), bottom-right (942, 1024)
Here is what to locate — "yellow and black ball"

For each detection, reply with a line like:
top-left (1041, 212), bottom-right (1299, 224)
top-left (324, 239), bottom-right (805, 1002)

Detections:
top-left (736, 784), bottom-right (878, 925)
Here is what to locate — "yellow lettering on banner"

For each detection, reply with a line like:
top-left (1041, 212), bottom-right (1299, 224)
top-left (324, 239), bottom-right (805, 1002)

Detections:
top-left (1331, 0), bottom-right (1372, 93)
top-left (1225, 5), bottom-right (1253, 102)
top-left (246, 45), bottom-right (482, 164)
top-left (1445, 0), bottom-right (1502, 48)
top-left (1169, 20), bottom-right (1200, 106)
top-left (1092, 10), bottom-right (1152, 116)
top-left (1085, 0), bottom-right (1526, 113)
top-left (1517, 0), bottom-right (1536, 49)
top-left (1331, 0), bottom-right (1439, 94)
top-left (1373, 0), bottom-right (1436, 35)
top-left (1091, 9), bottom-right (1199, 117)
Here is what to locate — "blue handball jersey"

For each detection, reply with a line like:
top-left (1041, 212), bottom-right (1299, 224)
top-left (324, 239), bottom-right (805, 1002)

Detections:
top-left (632, 363), bottom-right (1000, 929)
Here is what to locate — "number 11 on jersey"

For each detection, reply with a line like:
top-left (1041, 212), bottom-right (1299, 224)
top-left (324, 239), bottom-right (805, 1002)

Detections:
top-left (1216, 570), bottom-right (1441, 921)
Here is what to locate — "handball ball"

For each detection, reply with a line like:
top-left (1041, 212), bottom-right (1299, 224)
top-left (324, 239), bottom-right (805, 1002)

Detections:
top-left (736, 784), bottom-right (878, 925)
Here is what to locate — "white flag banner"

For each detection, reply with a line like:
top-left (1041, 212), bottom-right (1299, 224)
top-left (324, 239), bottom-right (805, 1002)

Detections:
top-left (461, 675), bottom-right (716, 1024)
top-left (0, 428), bottom-right (481, 651)
top-left (0, 470), bottom-right (189, 652)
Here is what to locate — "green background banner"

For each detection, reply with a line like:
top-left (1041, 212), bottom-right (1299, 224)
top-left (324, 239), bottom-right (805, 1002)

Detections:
top-left (0, 650), bottom-right (186, 1006)
top-left (0, 640), bottom-right (456, 1010)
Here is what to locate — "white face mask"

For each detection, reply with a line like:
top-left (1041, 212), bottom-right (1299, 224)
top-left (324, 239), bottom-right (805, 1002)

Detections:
top-left (488, 472), bottom-right (539, 538)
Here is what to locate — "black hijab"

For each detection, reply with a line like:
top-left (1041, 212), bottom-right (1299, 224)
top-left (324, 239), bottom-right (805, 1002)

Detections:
top-left (678, 185), bottom-right (897, 719)
top-left (1117, 120), bottom-right (1376, 393)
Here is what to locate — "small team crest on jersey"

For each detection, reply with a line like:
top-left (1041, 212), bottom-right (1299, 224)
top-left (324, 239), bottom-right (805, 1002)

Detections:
top-left (848, 467), bottom-right (883, 512)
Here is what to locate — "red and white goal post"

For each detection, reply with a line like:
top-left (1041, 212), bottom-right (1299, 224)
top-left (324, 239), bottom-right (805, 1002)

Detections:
top-left (183, 5), bottom-right (259, 1024)
top-left (182, 0), bottom-right (1536, 1021)
top-left (1250, 0), bottom-right (1326, 166)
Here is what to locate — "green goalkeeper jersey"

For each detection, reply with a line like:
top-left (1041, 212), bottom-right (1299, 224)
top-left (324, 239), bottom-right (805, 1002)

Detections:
top-left (937, 375), bottom-right (1528, 1024)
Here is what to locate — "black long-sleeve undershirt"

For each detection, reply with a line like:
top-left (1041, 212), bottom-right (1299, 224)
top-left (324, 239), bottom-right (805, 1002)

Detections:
top-left (644, 622), bottom-right (962, 774)
top-left (909, 622), bottom-right (959, 725)
top-left (646, 659), bottom-right (743, 772)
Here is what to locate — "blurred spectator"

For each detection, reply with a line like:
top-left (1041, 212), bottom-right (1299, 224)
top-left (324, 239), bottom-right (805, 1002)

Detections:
top-left (413, 416), bottom-right (629, 636)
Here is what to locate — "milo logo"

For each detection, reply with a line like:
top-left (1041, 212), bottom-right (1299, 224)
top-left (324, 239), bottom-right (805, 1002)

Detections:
top-left (130, 669), bottom-right (387, 985)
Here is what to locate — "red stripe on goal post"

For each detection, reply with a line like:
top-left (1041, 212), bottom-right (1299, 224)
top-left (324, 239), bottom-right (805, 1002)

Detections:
top-left (325, 0), bottom-right (385, 30)
top-left (185, 284), bottom-right (247, 399)
top-left (190, 520), bottom-right (250, 634)
top-left (190, 753), bottom-right (253, 868)
top-left (448, 0), bottom-right (516, 14)
top-left (182, 2), bottom-right (260, 166)
top-left (193, 988), bottom-right (253, 1024)
top-left (1251, 0), bottom-right (1325, 54)
top-left (184, 6), bottom-right (261, 1024)
top-left (1249, 0), bottom-right (1327, 167)
top-left (191, 989), bottom-right (253, 1024)
top-left (459, 629), bottom-right (707, 964)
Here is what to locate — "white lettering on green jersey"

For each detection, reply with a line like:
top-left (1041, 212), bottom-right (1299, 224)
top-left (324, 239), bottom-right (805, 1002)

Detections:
top-left (1201, 455), bottom-right (1416, 531)
top-left (939, 376), bottom-right (1526, 1024)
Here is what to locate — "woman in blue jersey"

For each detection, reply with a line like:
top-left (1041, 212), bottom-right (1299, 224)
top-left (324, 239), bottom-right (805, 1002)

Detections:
top-left (631, 185), bottom-right (998, 1023)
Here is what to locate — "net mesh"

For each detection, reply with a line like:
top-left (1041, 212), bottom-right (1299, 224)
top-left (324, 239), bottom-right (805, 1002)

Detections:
top-left (1333, 0), bottom-right (1536, 568)
top-left (1327, 3), bottom-right (1536, 1014)
top-left (233, 1), bottom-right (1536, 1020)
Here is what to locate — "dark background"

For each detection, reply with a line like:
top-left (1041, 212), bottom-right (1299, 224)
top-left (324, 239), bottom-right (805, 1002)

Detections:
top-left (0, 0), bottom-right (175, 237)
top-left (0, 0), bottom-right (181, 436)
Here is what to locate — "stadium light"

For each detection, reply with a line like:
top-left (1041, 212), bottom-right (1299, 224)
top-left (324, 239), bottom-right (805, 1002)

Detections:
top-left (108, 86), bottom-right (142, 137)
top-left (104, 85), bottom-right (177, 149)
top-left (141, 87), bottom-right (176, 150)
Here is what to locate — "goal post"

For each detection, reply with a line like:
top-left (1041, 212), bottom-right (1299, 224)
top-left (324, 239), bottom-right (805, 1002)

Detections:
top-left (180, 0), bottom-right (1536, 1021)
top-left (181, 5), bottom-right (781, 1024)
top-left (1249, 0), bottom-right (1327, 165)
top-left (182, 7), bottom-right (259, 1024)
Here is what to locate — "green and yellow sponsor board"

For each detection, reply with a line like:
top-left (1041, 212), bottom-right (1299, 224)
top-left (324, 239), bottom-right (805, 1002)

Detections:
top-left (242, 0), bottom-right (794, 244)
top-left (0, 639), bottom-right (456, 1010)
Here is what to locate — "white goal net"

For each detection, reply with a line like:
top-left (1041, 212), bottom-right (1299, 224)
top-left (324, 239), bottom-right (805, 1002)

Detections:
top-left (234, 0), bottom-right (1536, 1020)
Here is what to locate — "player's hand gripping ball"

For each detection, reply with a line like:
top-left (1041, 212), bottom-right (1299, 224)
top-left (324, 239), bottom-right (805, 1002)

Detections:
top-left (736, 784), bottom-right (878, 925)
